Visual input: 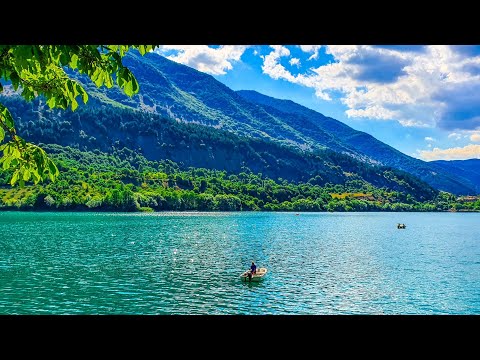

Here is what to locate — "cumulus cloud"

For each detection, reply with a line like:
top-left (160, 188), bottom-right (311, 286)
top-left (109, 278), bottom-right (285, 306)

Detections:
top-left (425, 137), bottom-right (436, 142)
top-left (289, 58), bottom-right (301, 67)
top-left (260, 45), bottom-right (480, 130)
top-left (418, 144), bottom-right (480, 160)
top-left (155, 45), bottom-right (248, 75)
top-left (432, 82), bottom-right (480, 130)
top-left (261, 45), bottom-right (298, 82)
top-left (418, 144), bottom-right (480, 161)
top-left (299, 45), bottom-right (322, 60)
top-left (470, 132), bottom-right (480, 142)
top-left (347, 51), bottom-right (409, 84)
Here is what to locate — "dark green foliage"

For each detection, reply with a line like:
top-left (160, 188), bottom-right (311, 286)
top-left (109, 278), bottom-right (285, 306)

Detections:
top-left (0, 45), bottom-right (156, 186)
top-left (0, 93), bottom-right (440, 202)
top-left (1, 144), bottom-right (476, 212)
top-left (2, 49), bottom-right (478, 199)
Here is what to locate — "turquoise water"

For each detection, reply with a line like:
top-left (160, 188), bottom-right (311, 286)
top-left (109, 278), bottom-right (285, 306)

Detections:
top-left (0, 211), bottom-right (479, 314)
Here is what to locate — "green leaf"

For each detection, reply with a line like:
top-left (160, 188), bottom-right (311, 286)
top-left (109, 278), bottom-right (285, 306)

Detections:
top-left (48, 171), bottom-right (56, 182)
top-left (116, 67), bottom-right (127, 87)
top-left (58, 97), bottom-right (68, 109)
top-left (2, 156), bottom-right (12, 170)
top-left (131, 78), bottom-right (139, 94)
top-left (104, 74), bottom-right (113, 88)
top-left (111, 52), bottom-right (122, 66)
top-left (0, 104), bottom-right (15, 129)
top-left (31, 171), bottom-right (40, 184)
top-left (3, 143), bottom-right (12, 156)
top-left (70, 53), bottom-right (78, 69)
top-left (10, 170), bottom-right (19, 186)
top-left (60, 52), bottom-right (69, 66)
top-left (124, 80), bottom-right (133, 96)
top-left (94, 71), bottom-right (104, 87)
top-left (48, 159), bottom-right (59, 177)
top-left (46, 97), bottom-right (56, 108)
top-left (9, 72), bottom-right (20, 90)
top-left (0, 126), bottom-right (4, 143)
top-left (12, 147), bottom-right (21, 159)
top-left (66, 81), bottom-right (75, 100)
top-left (15, 136), bottom-right (26, 147)
top-left (81, 88), bottom-right (88, 104)
top-left (23, 169), bottom-right (31, 181)
top-left (12, 46), bottom-right (33, 71)
top-left (71, 98), bottom-right (78, 111)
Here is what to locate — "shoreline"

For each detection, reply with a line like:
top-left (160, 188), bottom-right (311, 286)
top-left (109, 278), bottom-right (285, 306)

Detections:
top-left (1, 208), bottom-right (479, 213)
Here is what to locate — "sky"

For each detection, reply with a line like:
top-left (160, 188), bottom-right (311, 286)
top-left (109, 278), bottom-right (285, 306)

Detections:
top-left (154, 45), bottom-right (480, 162)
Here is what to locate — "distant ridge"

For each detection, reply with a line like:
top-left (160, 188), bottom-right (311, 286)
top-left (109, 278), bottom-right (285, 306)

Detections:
top-left (1, 51), bottom-right (479, 195)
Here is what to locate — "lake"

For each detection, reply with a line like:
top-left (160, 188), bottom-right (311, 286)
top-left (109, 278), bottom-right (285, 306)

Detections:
top-left (0, 211), bottom-right (478, 314)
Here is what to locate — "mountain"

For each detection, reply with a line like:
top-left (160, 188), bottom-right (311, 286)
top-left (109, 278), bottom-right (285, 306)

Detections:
top-left (1, 50), bottom-right (479, 195)
top-left (83, 51), bottom-right (477, 195)
top-left (0, 95), bottom-right (438, 201)
top-left (236, 90), bottom-right (480, 195)
top-left (433, 159), bottom-right (480, 175)
top-left (430, 159), bottom-right (480, 193)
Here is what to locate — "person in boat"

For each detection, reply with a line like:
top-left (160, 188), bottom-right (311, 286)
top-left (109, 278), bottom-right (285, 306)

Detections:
top-left (250, 261), bottom-right (257, 275)
top-left (246, 261), bottom-right (257, 282)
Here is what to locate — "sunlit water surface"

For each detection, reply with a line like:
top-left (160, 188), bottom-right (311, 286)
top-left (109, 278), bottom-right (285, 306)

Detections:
top-left (0, 211), bottom-right (478, 314)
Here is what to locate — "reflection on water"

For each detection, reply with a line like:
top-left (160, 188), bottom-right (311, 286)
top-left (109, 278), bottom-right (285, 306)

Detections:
top-left (0, 211), bottom-right (479, 314)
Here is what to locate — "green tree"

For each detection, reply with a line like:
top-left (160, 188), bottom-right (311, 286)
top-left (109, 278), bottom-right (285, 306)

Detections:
top-left (0, 45), bottom-right (156, 186)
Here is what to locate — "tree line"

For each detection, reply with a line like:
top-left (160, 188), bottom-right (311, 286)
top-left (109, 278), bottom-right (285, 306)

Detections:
top-left (1, 144), bottom-right (478, 212)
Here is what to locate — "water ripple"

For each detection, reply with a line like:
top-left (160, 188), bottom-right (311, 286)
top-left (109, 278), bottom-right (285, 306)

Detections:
top-left (0, 211), bottom-right (479, 314)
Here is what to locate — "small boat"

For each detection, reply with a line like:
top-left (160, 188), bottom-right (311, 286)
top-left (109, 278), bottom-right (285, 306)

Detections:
top-left (240, 267), bottom-right (267, 282)
top-left (397, 223), bottom-right (406, 229)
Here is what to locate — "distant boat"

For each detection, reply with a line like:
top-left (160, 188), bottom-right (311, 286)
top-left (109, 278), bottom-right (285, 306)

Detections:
top-left (397, 223), bottom-right (406, 229)
top-left (240, 267), bottom-right (267, 282)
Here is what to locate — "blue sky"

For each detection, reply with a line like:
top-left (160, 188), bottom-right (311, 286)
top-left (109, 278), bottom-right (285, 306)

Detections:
top-left (155, 45), bottom-right (480, 161)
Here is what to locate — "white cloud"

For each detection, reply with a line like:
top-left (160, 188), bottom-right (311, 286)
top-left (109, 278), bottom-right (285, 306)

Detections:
top-left (445, 130), bottom-right (480, 142)
top-left (153, 45), bottom-right (480, 133)
top-left (470, 132), bottom-right (480, 142)
top-left (299, 45), bottom-right (322, 60)
top-left (346, 106), bottom-right (397, 120)
top-left (418, 144), bottom-right (480, 160)
top-left (289, 58), bottom-right (301, 67)
top-left (398, 119), bottom-right (431, 127)
top-left (261, 45), bottom-right (298, 82)
top-left (448, 132), bottom-right (462, 140)
top-left (260, 45), bottom-right (480, 130)
top-left (425, 137), bottom-right (436, 142)
top-left (155, 45), bottom-right (248, 75)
